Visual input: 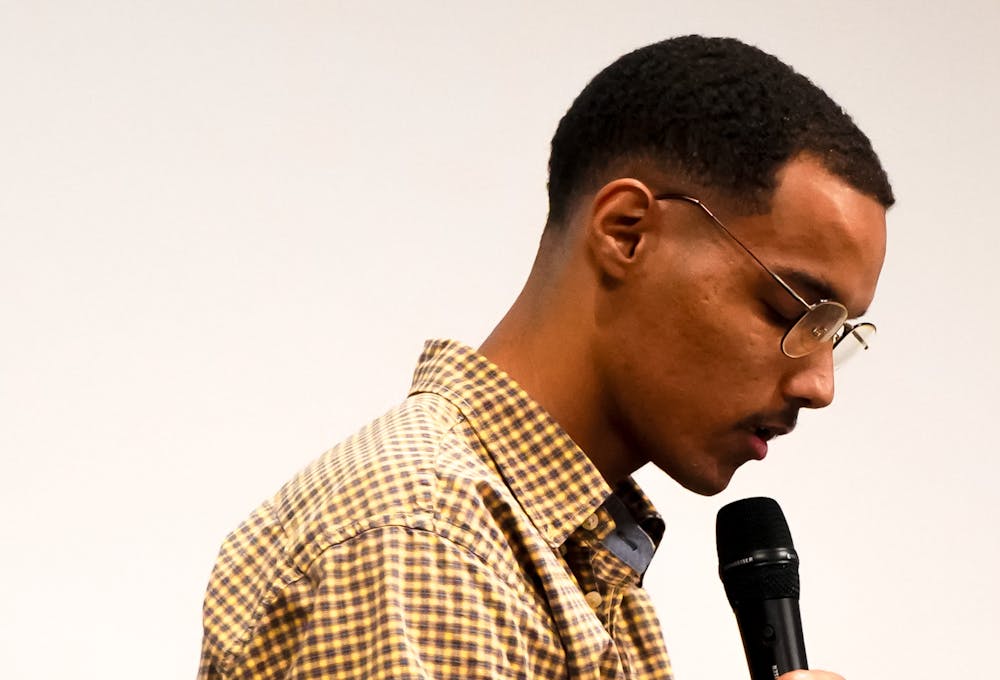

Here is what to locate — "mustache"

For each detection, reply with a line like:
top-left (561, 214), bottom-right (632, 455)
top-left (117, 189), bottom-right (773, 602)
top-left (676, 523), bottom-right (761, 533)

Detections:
top-left (738, 407), bottom-right (799, 437)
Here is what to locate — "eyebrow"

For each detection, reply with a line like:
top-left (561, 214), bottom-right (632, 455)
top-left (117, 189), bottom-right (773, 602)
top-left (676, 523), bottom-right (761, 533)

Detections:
top-left (772, 267), bottom-right (868, 318)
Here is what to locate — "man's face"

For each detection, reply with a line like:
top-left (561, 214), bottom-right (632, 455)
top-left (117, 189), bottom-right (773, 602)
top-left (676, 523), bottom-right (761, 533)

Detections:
top-left (593, 156), bottom-right (887, 494)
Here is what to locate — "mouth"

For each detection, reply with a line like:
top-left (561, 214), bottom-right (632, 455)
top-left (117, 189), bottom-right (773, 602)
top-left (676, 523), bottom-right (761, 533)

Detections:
top-left (750, 415), bottom-right (795, 440)
top-left (752, 425), bottom-right (782, 442)
top-left (745, 421), bottom-right (794, 460)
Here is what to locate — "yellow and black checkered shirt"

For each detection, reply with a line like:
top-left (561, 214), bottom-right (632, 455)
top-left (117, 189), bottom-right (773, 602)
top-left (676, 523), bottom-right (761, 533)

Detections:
top-left (199, 339), bottom-right (673, 679)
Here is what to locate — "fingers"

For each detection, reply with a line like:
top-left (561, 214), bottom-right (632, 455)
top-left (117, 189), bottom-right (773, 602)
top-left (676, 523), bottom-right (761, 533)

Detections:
top-left (777, 671), bottom-right (845, 680)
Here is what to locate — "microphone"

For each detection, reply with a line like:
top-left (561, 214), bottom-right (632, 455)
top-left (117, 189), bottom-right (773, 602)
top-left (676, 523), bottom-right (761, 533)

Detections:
top-left (716, 497), bottom-right (808, 680)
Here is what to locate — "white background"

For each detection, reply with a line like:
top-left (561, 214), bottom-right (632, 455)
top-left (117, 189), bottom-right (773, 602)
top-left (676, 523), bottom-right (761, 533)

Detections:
top-left (2, 2), bottom-right (998, 679)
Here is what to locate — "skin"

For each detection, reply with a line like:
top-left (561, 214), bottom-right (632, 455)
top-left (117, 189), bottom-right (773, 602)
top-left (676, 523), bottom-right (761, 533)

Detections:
top-left (479, 155), bottom-right (887, 494)
top-left (480, 154), bottom-right (885, 680)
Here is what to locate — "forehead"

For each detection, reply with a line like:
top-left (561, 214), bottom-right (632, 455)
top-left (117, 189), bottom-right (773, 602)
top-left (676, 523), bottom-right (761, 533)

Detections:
top-left (733, 157), bottom-right (888, 317)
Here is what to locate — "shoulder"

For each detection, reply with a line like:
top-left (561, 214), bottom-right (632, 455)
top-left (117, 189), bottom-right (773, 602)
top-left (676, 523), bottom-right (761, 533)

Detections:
top-left (270, 391), bottom-right (521, 571)
top-left (202, 392), bottom-right (559, 676)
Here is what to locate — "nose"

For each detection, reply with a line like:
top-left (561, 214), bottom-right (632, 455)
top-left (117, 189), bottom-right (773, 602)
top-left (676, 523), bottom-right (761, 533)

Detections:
top-left (781, 346), bottom-right (835, 409)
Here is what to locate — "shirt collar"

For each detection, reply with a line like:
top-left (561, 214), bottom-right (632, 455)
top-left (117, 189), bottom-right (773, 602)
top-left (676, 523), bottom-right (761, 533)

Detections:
top-left (409, 339), bottom-right (662, 550)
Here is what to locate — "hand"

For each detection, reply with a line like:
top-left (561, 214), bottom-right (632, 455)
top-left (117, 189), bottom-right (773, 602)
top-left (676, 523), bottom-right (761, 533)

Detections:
top-left (778, 671), bottom-right (845, 680)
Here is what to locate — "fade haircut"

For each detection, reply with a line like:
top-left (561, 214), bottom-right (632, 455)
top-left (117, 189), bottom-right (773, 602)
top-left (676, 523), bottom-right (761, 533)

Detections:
top-left (546, 35), bottom-right (894, 229)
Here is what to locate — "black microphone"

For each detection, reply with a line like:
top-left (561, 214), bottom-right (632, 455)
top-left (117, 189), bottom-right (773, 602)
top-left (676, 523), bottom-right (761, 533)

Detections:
top-left (716, 497), bottom-right (808, 680)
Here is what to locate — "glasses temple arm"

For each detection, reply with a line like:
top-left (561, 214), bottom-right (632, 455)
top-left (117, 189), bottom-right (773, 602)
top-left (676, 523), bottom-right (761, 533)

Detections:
top-left (683, 197), bottom-right (815, 311)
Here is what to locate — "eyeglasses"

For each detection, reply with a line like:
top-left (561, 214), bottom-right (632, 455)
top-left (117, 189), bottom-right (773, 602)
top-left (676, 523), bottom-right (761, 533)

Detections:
top-left (654, 194), bottom-right (875, 366)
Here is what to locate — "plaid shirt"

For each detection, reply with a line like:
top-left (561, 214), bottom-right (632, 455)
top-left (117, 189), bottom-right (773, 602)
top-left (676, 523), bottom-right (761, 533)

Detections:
top-left (199, 339), bottom-right (673, 679)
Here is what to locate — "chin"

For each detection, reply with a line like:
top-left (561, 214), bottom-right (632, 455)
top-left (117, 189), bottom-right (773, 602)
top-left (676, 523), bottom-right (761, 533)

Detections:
top-left (667, 463), bottom-right (736, 496)
top-left (647, 440), bottom-right (739, 495)
top-left (686, 477), bottom-right (732, 496)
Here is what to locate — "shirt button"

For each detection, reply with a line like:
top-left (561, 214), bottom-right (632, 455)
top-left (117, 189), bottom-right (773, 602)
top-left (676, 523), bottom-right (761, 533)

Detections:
top-left (584, 590), bottom-right (603, 609)
top-left (583, 514), bottom-right (599, 531)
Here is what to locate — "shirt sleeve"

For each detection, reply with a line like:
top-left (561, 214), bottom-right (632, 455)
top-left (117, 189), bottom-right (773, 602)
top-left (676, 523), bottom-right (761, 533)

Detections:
top-left (200, 523), bottom-right (568, 680)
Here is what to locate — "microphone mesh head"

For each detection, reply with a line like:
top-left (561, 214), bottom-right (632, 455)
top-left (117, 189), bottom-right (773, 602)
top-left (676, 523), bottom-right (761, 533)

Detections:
top-left (716, 497), bottom-right (800, 605)
top-left (716, 496), bottom-right (795, 565)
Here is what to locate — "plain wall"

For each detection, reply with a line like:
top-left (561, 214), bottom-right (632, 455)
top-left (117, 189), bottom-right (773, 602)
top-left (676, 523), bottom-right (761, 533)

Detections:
top-left (2, 2), bottom-right (997, 678)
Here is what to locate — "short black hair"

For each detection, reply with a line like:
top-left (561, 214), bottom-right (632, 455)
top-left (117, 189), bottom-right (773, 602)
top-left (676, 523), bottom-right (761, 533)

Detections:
top-left (546, 35), bottom-right (894, 228)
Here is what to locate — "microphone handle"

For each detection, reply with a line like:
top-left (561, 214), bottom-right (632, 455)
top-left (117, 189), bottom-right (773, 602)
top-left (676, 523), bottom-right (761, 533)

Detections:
top-left (733, 597), bottom-right (808, 680)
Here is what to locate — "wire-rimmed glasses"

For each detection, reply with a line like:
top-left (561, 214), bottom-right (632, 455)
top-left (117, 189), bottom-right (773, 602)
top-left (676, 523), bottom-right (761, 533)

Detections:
top-left (654, 193), bottom-right (876, 366)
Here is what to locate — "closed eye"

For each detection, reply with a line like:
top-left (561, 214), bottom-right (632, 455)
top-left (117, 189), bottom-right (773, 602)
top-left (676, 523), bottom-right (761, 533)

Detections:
top-left (761, 300), bottom-right (799, 326)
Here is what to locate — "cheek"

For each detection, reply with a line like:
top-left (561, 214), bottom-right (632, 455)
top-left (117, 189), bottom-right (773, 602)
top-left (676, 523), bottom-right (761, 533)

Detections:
top-left (663, 278), bottom-right (764, 372)
top-left (598, 293), bottom-right (720, 406)
top-left (595, 250), bottom-right (784, 420)
top-left (611, 281), bottom-right (779, 422)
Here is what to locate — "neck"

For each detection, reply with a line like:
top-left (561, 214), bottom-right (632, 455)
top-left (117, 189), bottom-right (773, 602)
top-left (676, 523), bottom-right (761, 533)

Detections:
top-left (478, 256), bottom-right (640, 485)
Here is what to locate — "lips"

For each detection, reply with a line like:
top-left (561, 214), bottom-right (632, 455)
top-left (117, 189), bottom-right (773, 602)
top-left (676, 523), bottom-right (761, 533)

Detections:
top-left (747, 431), bottom-right (769, 460)
top-left (744, 419), bottom-right (795, 460)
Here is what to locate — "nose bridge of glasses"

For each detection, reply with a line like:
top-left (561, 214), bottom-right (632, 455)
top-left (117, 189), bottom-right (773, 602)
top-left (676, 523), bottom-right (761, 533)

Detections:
top-left (831, 321), bottom-right (876, 367)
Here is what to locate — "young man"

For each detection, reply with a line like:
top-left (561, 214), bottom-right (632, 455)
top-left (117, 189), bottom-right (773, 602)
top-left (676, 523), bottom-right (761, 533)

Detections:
top-left (199, 36), bottom-right (892, 679)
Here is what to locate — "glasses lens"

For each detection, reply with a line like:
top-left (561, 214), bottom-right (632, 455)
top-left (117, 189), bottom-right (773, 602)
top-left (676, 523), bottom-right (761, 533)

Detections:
top-left (781, 301), bottom-right (849, 358)
top-left (832, 322), bottom-right (876, 366)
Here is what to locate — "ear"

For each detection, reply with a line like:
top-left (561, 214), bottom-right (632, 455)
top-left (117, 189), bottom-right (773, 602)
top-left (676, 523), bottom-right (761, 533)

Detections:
top-left (586, 178), bottom-right (660, 282)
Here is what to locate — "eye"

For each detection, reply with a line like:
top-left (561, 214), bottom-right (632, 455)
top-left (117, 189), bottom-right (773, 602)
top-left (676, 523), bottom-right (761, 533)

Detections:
top-left (761, 299), bottom-right (800, 326)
